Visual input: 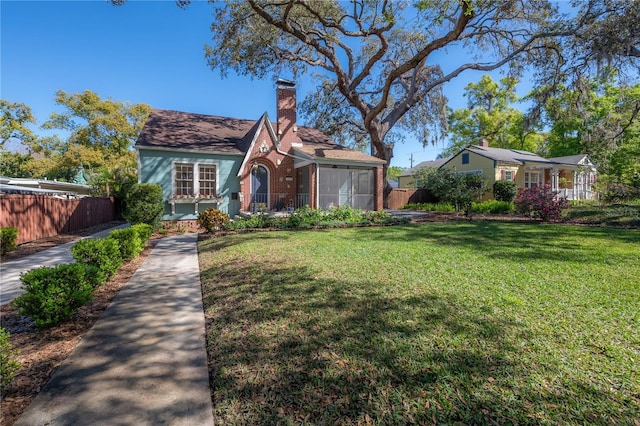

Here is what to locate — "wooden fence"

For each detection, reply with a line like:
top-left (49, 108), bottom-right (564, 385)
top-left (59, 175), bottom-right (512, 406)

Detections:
top-left (0, 195), bottom-right (115, 245)
top-left (387, 188), bottom-right (432, 210)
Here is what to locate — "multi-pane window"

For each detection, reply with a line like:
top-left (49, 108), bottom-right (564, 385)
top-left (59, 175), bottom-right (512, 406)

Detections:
top-left (504, 170), bottom-right (513, 180)
top-left (174, 162), bottom-right (217, 196)
top-left (175, 163), bottom-right (194, 195)
top-left (199, 164), bottom-right (217, 196)
top-left (524, 172), bottom-right (541, 188)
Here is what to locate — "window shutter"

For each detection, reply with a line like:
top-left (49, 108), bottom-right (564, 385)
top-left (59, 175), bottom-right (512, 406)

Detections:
top-left (501, 170), bottom-right (505, 180)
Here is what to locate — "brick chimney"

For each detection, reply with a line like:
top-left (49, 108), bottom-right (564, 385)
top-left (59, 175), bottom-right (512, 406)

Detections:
top-left (478, 139), bottom-right (489, 147)
top-left (276, 78), bottom-right (298, 151)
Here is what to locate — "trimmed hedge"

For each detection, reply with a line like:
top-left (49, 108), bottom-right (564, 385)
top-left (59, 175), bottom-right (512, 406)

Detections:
top-left (71, 237), bottom-right (123, 280)
top-left (109, 228), bottom-right (144, 261)
top-left (14, 263), bottom-right (104, 328)
top-left (130, 223), bottom-right (153, 242)
top-left (1, 227), bottom-right (18, 255)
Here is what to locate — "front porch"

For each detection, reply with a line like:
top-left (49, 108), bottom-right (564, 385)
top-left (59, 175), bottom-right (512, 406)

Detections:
top-left (523, 166), bottom-right (598, 201)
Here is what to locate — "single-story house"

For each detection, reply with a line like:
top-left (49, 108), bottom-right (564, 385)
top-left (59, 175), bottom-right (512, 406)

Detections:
top-left (135, 80), bottom-right (386, 221)
top-left (397, 158), bottom-right (452, 188)
top-left (439, 140), bottom-right (597, 200)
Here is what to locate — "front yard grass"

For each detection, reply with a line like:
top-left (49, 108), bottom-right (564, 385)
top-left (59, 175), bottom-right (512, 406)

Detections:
top-left (198, 222), bottom-right (640, 425)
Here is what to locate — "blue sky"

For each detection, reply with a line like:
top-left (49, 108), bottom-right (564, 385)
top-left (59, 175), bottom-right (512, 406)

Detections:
top-left (2, 0), bottom-right (527, 169)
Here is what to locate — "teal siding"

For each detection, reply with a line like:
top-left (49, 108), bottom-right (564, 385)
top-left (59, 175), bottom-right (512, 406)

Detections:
top-left (138, 149), bottom-right (243, 219)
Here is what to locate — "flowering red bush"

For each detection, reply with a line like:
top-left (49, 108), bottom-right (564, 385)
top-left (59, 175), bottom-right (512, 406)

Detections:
top-left (515, 185), bottom-right (570, 222)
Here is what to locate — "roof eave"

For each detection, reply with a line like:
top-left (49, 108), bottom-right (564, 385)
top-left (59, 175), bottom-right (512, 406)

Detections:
top-left (136, 145), bottom-right (244, 157)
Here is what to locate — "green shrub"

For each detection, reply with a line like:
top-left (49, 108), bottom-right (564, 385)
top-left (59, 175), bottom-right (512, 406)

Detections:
top-left (71, 237), bottom-right (122, 280)
top-left (0, 327), bottom-right (20, 389)
top-left (14, 263), bottom-right (103, 328)
top-left (326, 205), bottom-right (361, 222)
top-left (403, 202), bottom-right (455, 212)
top-left (1, 227), bottom-right (18, 255)
top-left (287, 206), bottom-right (326, 227)
top-left (109, 228), bottom-right (144, 261)
top-left (362, 210), bottom-right (392, 223)
top-left (131, 223), bottom-right (153, 242)
top-left (223, 215), bottom-right (284, 230)
top-left (123, 183), bottom-right (164, 229)
top-left (472, 200), bottom-right (514, 214)
top-left (493, 180), bottom-right (517, 202)
top-left (198, 208), bottom-right (230, 232)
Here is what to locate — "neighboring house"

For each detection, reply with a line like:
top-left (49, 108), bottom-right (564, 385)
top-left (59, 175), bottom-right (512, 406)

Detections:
top-left (135, 80), bottom-right (385, 221)
top-left (439, 140), bottom-right (597, 200)
top-left (398, 158), bottom-right (451, 188)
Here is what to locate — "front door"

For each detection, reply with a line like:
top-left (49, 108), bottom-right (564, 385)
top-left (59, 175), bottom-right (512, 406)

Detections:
top-left (251, 165), bottom-right (269, 211)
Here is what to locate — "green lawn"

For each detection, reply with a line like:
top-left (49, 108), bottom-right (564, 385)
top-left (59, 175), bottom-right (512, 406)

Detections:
top-left (198, 222), bottom-right (640, 425)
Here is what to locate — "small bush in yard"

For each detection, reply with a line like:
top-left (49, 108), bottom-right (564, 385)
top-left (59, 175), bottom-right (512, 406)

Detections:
top-left (493, 180), bottom-right (517, 202)
top-left (0, 327), bottom-right (20, 389)
top-left (109, 228), bottom-right (144, 261)
top-left (198, 208), bottom-right (230, 232)
top-left (71, 237), bottom-right (122, 280)
top-left (131, 223), bottom-right (153, 242)
top-left (124, 183), bottom-right (164, 229)
top-left (515, 184), bottom-right (570, 221)
top-left (286, 206), bottom-right (326, 227)
top-left (326, 205), bottom-right (361, 222)
top-left (1, 227), bottom-right (18, 255)
top-left (473, 200), bottom-right (514, 214)
top-left (14, 263), bottom-right (103, 328)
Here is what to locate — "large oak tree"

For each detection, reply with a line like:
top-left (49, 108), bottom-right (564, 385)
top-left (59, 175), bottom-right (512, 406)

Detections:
top-left (202, 0), bottom-right (639, 175)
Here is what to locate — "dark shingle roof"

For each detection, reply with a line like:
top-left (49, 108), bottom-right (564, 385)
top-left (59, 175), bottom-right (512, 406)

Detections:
top-left (465, 146), bottom-right (551, 164)
top-left (548, 154), bottom-right (590, 165)
top-left (136, 109), bottom-right (253, 154)
top-left (136, 109), bottom-right (384, 164)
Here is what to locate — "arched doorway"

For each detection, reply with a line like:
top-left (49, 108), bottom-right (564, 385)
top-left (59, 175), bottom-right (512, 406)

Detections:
top-left (251, 164), bottom-right (269, 212)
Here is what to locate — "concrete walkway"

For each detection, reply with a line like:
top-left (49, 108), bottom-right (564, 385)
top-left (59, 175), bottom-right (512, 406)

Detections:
top-left (0, 224), bottom-right (128, 305)
top-left (14, 233), bottom-right (214, 426)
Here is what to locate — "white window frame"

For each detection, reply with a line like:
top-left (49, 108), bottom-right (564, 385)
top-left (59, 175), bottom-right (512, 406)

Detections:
top-left (504, 170), bottom-right (513, 181)
top-left (172, 161), bottom-right (219, 197)
top-left (524, 171), bottom-right (541, 188)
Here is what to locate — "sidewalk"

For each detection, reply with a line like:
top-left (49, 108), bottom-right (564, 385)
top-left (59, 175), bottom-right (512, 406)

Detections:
top-left (0, 223), bottom-right (129, 305)
top-left (14, 233), bottom-right (214, 426)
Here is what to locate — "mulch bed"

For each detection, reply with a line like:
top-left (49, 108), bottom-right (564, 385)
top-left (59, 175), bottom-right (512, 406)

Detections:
top-left (0, 238), bottom-right (157, 426)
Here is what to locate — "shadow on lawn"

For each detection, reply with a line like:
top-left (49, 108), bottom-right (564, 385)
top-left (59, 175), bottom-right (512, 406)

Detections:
top-left (199, 252), bottom-right (635, 424)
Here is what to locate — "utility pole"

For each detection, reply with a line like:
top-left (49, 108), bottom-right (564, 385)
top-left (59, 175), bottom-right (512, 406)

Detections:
top-left (410, 153), bottom-right (414, 168)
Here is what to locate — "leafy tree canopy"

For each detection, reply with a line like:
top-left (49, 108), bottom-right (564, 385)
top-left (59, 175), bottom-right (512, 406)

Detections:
top-left (41, 90), bottom-right (150, 156)
top-left (386, 165), bottom-right (406, 181)
top-left (440, 75), bottom-right (544, 158)
top-left (2, 91), bottom-right (149, 198)
top-left (200, 0), bottom-right (639, 171)
top-left (535, 74), bottom-right (640, 190)
top-left (0, 100), bottom-right (36, 148)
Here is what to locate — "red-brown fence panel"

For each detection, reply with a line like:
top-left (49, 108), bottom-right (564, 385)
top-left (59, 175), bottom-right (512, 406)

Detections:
top-left (0, 195), bottom-right (115, 245)
top-left (387, 189), bottom-right (431, 210)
